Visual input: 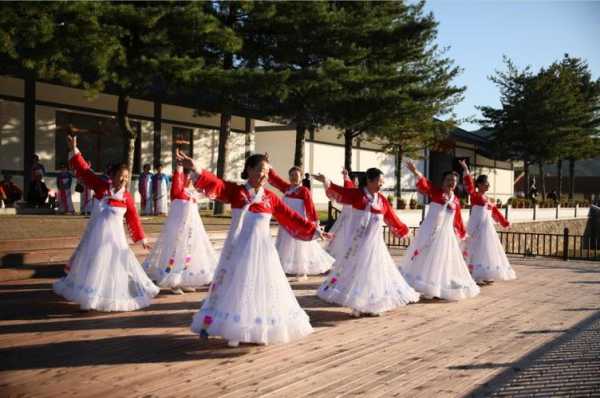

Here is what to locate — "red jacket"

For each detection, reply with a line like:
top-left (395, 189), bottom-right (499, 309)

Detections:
top-left (343, 175), bottom-right (356, 189)
top-left (326, 182), bottom-right (409, 239)
top-left (464, 175), bottom-right (510, 228)
top-left (70, 152), bottom-right (145, 243)
top-left (170, 167), bottom-right (192, 201)
top-left (193, 169), bottom-right (317, 241)
top-left (416, 177), bottom-right (467, 240)
top-left (268, 168), bottom-right (318, 223)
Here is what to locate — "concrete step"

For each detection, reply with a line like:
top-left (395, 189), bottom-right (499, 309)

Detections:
top-left (0, 237), bottom-right (228, 267)
top-left (0, 227), bottom-right (280, 282)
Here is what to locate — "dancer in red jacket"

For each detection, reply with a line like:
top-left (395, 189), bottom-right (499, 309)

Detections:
top-left (177, 150), bottom-right (328, 346)
top-left (399, 160), bottom-right (479, 301)
top-left (460, 160), bottom-right (515, 284)
top-left (54, 135), bottom-right (158, 311)
top-left (143, 164), bottom-right (218, 294)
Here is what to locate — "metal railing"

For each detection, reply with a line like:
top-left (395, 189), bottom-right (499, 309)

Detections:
top-left (382, 225), bottom-right (600, 261)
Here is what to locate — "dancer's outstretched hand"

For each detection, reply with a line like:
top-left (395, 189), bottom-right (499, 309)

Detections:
top-left (458, 159), bottom-right (469, 174)
top-left (311, 173), bottom-right (327, 185)
top-left (321, 231), bottom-right (333, 240)
top-left (176, 149), bottom-right (196, 171)
top-left (405, 160), bottom-right (417, 174)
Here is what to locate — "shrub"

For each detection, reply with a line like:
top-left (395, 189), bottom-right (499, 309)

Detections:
top-left (398, 198), bottom-right (407, 209)
top-left (409, 198), bottom-right (417, 209)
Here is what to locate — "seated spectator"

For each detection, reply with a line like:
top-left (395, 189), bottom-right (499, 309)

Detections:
top-left (27, 154), bottom-right (49, 207)
top-left (0, 173), bottom-right (23, 206)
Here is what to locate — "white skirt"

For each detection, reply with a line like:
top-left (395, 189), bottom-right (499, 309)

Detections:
top-left (276, 227), bottom-right (334, 275)
top-left (326, 205), bottom-right (352, 258)
top-left (155, 196), bottom-right (168, 214)
top-left (318, 211), bottom-right (420, 314)
top-left (466, 205), bottom-right (516, 282)
top-left (400, 203), bottom-right (480, 301)
top-left (143, 199), bottom-right (218, 288)
top-left (191, 211), bottom-right (313, 345)
top-left (54, 204), bottom-right (159, 311)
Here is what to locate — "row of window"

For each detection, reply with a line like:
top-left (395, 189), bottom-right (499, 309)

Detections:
top-left (54, 110), bottom-right (193, 174)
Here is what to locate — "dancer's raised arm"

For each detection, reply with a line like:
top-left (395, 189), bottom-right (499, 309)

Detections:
top-left (176, 149), bottom-right (236, 203)
top-left (67, 135), bottom-right (109, 195)
top-left (313, 173), bottom-right (361, 206)
top-left (405, 160), bottom-right (434, 197)
top-left (170, 164), bottom-right (190, 201)
top-left (342, 169), bottom-right (355, 188)
top-left (268, 167), bottom-right (291, 193)
top-left (459, 160), bottom-right (476, 196)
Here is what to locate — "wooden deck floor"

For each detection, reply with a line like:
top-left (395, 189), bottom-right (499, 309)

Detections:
top-left (1, 255), bottom-right (599, 397)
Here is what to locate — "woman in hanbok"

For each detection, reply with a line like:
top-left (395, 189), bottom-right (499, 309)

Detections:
top-left (326, 169), bottom-right (359, 259)
top-left (143, 164), bottom-right (218, 294)
top-left (313, 168), bottom-right (420, 317)
top-left (268, 165), bottom-right (334, 279)
top-left (54, 135), bottom-right (159, 311)
top-left (460, 160), bottom-right (515, 284)
top-left (138, 163), bottom-right (153, 216)
top-left (399, 160), bottom-right (479, 301)
top-left (56, 163), bottom-right (75, 214)
top-left (176, 150), bottom-right (328, 347)
top-left (152, 163), bottom-right (169, 216)
top-left (79, 174), bottom-right (94, 216)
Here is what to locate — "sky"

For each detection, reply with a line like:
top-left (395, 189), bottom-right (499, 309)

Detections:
top-left (421, 0), bottom-right (600, 131)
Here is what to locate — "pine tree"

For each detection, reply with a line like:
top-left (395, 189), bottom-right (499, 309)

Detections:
top-left (321, 1), bottom-right (464, 174)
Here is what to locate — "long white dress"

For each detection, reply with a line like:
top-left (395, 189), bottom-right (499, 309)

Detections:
top-left (54, 150), bottom-right (159, 311)
top-left (54, 192), bottom-right (159, 311)
top-left (139, 172), bottom-right (153, 216)
top-left (143, 176), bottom-right (218, 288)
top-left (326, 204), bottom-right (352, 258)
top-left (325, 177), bottom-right (356, 259)
top-left (267, 170), bottom-right (334, 275)
top-left (190, 170), bottom-right (315, 345)
top-left (79, 181), bottom-right (93, 215)
top-left (153, 173), bottom-right (169, 215)
top-left (318, 186), bottom-right (420, 314)
top-left (399, 192), bottom-right (480, 301)
top-left (57, 173), bottom-right (74, 213)
top-left (466, 205), bottom-right (516, 282)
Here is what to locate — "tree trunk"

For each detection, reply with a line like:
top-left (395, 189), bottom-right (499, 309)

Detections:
top-left (395, 145), bottom-right (403, 208)
top-left (538, 160), bottom-right (546, 199)
top-left (523, 158), bottom-right (530, 196)
top-left (23, 73), bottom-right (36, 201)
top-left (344, 129), bottom-right (354, 173)
top-left (213, 4), bottom-right (236, 215)
top-left (569, 157), bottom-right (575, 199)
top-left (294, 120), bottom-right (305, 167)
top-left (213, 113), bottom-right (231, 215)
top-left (117, 94), bottom-right (136, 191)
top-left (556, 158), bottom-right (563, 199)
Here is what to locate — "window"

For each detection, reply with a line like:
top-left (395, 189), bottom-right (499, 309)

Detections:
top-left (55, 111), bottom-right (141, 174)
top-left (172, 127), bottom-right (193, 170)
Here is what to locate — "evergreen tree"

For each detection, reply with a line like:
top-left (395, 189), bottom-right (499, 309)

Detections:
top-left (321, 1), bottom-right (464, 174)
top-left (480, 55), bottom-right (600, 200)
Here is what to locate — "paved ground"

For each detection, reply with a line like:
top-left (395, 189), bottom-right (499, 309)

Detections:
top-left (1, 254), bottom-right (599, 397)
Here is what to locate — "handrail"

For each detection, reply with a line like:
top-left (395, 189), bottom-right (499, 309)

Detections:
top-left (382, 226), bottom-right (599, 261)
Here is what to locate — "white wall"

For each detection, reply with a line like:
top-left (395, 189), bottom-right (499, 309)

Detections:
top-left (473, 166), bottom-right (514, 203)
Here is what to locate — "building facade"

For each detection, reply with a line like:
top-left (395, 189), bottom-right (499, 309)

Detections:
top-left (1, 75), bottom-right (514, 210)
